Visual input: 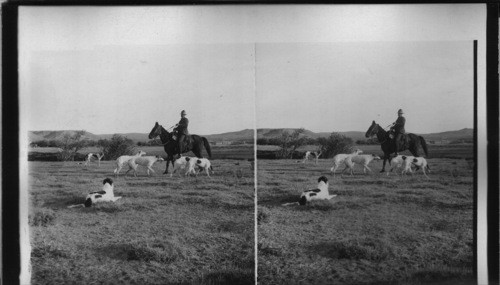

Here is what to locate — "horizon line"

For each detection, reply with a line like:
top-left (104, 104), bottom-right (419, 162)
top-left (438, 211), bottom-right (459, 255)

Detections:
top-left (28, 127), bottom-right (474, 136)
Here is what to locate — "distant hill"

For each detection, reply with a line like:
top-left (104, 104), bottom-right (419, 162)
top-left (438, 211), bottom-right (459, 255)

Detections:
top-left (94, 133), bottom-right (150, 142)
top-left (29, 130), bottom-right (100, 142)
top-left (202, 129), bottom-right (255, 142)
top-left (28, 128), bottom-right (473, 144)
top-left (417, 128), bottom-right (473, 142)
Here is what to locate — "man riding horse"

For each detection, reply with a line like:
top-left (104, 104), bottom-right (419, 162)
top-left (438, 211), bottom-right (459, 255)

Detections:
top-left (173, 110), bottom-right (189, 159)
top-left (390, 109), bottom-right (406, 155)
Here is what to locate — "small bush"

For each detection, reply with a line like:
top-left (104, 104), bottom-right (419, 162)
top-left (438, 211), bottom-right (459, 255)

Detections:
top-left (57, 130), bottom-right (88, 161)
top-left (317, 133), bottom-right (355, 158)
top-left (101, 134), bottom-right (136, 160)
top-left (29, 208), bottom-right (56, 227)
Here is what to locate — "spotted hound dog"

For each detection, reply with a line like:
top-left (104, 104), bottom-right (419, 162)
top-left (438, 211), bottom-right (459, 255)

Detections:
top-left (193, 158), bottom-right (213, 177)
top-left (282, 176), bottom-right (337, 206)
top-left (84, 152), bottom-right (104, 166)
top-left (303, 151), bottom-right (322, 164)
top-left (68, 178), bottom-right (121, 208)
top-left (410, 156), bottom-right (430, 178)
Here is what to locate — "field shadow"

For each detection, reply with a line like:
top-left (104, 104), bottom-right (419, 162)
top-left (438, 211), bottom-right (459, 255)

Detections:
top-left (207, 220), bottom-right (252, 234)
top-left (395, 267), bottom-right (475, 285)
top-left (195, 270), bottom-right (254, 285)
top-left (39, 193), bottom-right (87, 209)
top-left (308, 238), bottom-right (394, 261)
top-left (388, 195), bottom-right (473, 210)
top-left (97, 242), bottom-right (185, 263)
top-left (258, 193), bottom-right (299, 207)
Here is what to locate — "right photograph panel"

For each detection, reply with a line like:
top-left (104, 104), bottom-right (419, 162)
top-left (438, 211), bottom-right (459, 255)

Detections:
top-left (256, 41), bottom-right (477, 284)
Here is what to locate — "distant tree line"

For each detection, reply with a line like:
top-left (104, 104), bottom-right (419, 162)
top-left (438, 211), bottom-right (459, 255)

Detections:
top-left (30, 133), bottom-right (140, 161)
top-left (258, 129), bottom-right (361, 159)
top-left (257, 136), bottom-right (379, 146)
top-left (355, 138), bottom-right (380, 145)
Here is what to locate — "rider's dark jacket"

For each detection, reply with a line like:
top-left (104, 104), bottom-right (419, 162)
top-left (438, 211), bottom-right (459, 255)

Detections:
top-left (392, 116), bottom-right (406, 134)
top-left (177, 117), bottom-right (189, 135)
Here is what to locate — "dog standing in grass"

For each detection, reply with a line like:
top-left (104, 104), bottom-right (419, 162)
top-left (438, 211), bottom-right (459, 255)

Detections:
top-left (171, 156), bottom-right (193, 177)
top-left (193, 158), bottom-right (214, 177)
top-left (84, 152), bottom-right (104, 167)
top-left (125, 155), bottom-right (164, 177)
top-left (282, 176), bottom-right (337, 206)
top-left (410, 157), bottom-right (430, 178)
top-left (68, 178), bottom-right (121, 208)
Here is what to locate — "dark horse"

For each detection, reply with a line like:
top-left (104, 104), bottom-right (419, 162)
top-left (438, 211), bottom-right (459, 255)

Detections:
top-left (365, 120), bottom-right (428, 172)
top-left (148, 122), bottom-right (212, 174)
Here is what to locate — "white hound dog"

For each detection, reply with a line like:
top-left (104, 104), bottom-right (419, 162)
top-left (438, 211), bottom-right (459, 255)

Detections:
top-left (342, 154), bottom-right (381, 176)
top-left (84, 152), bottom-right (104, 167)
top-left (302, 151), bottom-right (322, 165)
top-left (387, 155), bottom-right (415, 176)
top-left (184, 157), bottom-right (214, 177)
top-left (410, 157), bottom-right (430, 178)
top-left (68, 178), bottom-right (121, 208)
top-left (125, 155), bottom-right (164, 177)
top-left (401, 155), bottom-right (417, 175)
top-left (194, 158), bottom-right (213, 177)
top-left (330, 149), bottom-right (363, 176)
top-left (282, 176), bottom-right (337, 206)
top-left (114, 150), bottom-right (146, 176)
top-left (171, 156), bottom-right (194, 177)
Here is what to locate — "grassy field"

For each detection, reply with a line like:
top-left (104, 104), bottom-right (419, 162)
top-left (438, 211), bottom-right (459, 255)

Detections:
top-left (257, 155), bottom-right (474, 284)
top-left (28, 142), bottom-right (475, 284)
top-left (28, 158), bottom-right (254, 284)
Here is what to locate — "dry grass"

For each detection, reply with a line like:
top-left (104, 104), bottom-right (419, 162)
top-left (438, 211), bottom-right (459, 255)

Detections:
top-left (257, 155), bottom-right (474, 284)
top-left (28, 158), bottom-right (254, 284)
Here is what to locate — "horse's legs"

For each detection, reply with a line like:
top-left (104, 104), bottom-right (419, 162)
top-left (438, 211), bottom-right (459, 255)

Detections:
top-left (380, 156), bottom-right (388, 172)
top-left (164, 158), bottom-right (171, 174)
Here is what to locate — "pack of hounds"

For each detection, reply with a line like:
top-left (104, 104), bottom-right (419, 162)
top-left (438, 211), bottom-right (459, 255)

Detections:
top-left (284, 149), bottom-right (430, 206)
top-left (70, 151), bottom-right (214, 208)
top-left (82, 150), bottom-right (214, 178)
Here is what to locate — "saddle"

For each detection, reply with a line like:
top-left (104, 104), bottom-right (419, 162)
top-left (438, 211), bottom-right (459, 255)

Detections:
top-left (389, 131), bottom-right (408, 150)
top-left (173, 131), bottom-right (192, 148)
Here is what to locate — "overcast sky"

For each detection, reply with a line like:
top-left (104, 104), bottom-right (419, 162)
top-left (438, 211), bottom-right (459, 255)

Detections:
top-left (19, 5), bottom-right (486, 135)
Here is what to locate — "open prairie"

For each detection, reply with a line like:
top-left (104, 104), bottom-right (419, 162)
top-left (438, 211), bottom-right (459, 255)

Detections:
top-left (257, 150), bottom-right (474, 284)
top-left (28, 157), bottom-right (254, 284)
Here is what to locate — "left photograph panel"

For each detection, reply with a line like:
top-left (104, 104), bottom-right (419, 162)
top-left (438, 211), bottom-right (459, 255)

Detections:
top-left (19, 7), bottom-right (255, 284)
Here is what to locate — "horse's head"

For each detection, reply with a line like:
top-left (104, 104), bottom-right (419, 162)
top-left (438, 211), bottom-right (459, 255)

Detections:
top-left (148, 122), bottom-right (163, 139)
top-left (365, 120), bottom-right (379, 138)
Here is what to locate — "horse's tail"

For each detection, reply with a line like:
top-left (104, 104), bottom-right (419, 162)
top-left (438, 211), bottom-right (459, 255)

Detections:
top-left (419, 136), bottom-right (429, 157)
top-left (202, 137), bottom-right (212, 158)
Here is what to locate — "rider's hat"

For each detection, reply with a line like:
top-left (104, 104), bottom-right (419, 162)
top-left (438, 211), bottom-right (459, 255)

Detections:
top-left (181, 110), bottom-right (187, 115)
top-left (397, 109), bottom-right (404, 114)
